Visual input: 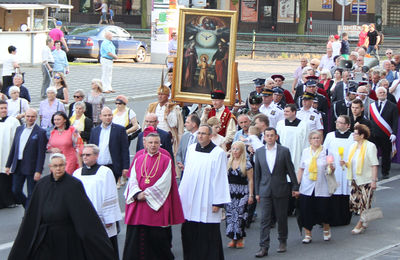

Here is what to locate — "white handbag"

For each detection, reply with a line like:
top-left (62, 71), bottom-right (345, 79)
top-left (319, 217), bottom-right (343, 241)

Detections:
top-left (360, 188), bottom-right (383, 223)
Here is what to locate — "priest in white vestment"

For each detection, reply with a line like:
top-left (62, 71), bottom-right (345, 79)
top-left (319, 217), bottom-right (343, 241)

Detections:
top-left (323, 115), bottom-right (354, 226)
top-left (73, 144), bottom-right (122, 259)
top-left (276, 104), bottom-right (309, 172)
top-left (179, 124), bottom-right (231, 260)
top-left (0, 100), bottom-right (20, 208)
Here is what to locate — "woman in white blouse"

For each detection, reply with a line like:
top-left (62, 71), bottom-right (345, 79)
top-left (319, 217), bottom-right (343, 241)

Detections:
top-left (297, 131), bottom-right (334, 244)
top-left (6, 86), bottom-right (29, 121)
top-left (112, 95), bottom-right (140, 145)
top-left (340, 124), bottom-right (379, 234)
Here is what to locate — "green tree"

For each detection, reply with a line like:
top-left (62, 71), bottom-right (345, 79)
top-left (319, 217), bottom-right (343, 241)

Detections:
top-left (141, 0), bottom-right (147, 28)
top-left (297, 0), bottom-right (307, 34)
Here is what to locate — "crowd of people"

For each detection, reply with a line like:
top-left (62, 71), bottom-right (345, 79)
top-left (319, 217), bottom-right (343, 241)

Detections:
top-left (0, 22), bottom-right (398, 260)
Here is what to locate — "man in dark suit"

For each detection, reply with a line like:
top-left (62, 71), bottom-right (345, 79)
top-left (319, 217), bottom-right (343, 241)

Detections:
top-left (254, 127), bottom-right (299, 257)
top-left (5, 108), bottom-right (47, 208)
top-left (331, 70), bottom-right (350, 102)
top-left (136, 113), bottom-right (174, 160)
top-left (68, 89), bottom-right (93, 120)
top-left (89, 107), bottom-right (129, 182)
top-left (332, 84), bottom-right (357, 126)
top-left (369, 87), bottom-right (398, 179)
top-left (176, 114), bottom-right (200, 172)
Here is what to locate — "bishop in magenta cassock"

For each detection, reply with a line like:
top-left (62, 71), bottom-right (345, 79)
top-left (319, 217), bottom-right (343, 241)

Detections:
top-left (123, 130), bottom-right (184, 260)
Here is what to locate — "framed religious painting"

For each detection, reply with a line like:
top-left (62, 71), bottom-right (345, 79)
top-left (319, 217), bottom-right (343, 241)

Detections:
top-left (171, 8), bottom-right (238, 106)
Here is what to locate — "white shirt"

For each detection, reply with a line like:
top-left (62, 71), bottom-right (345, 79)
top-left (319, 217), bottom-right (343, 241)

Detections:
top-left (155, 103), bottom-right (177, 133)
top-left (112, 109), bottom-right (135, 127)
top-left (98, 124), bottom-right (112, 165)
top-left (297, 107), bottom-right (323, 132)
top-left (265, 143), bottom-right (277, 173)
top-left (299, 146), bottom-right (330, 197)
top-left (332, 41), bottom-right (341, 56)
top-left (2, 54), bottom-right (18, 76)
top-left (377, 99), bottom-right (387, 113)
top-left (259, 103), bottom-right (284, 128)
top-left (42, 46), bottom-right (54, 63)
top-left (101, 3), bottom-right (107, 12)
top-left (18, 126), bottom-right (34, 160)
top-left (7, 98), bottom-right (30, 117)
top-left (319, 54), bottom-right (335, 71)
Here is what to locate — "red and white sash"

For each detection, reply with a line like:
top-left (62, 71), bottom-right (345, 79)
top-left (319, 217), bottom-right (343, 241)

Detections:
top-left (370, 103), bottom-right (392, 137)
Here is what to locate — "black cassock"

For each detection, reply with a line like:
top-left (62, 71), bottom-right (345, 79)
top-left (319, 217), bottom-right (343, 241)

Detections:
top-left (8, 173), bottom-right (116, 260)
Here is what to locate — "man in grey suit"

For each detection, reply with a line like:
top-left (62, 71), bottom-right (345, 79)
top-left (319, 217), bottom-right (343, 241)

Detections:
top-left (176, 114), bottom-right (200, 173)
top-left (254, 127), bottom-right (299, 257)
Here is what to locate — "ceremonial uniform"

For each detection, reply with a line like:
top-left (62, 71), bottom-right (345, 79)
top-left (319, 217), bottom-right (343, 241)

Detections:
top-left (297, 107), bottom-right (323, 132)
top-left (260, 103), bottom-right (284, 129)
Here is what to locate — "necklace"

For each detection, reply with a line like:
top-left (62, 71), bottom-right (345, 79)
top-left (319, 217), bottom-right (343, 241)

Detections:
top-left (57, 128), bottom-right (65, 135)
top-left (141, 153), bottom-right (161, 184)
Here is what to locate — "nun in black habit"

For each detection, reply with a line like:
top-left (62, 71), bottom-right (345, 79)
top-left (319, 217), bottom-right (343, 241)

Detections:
top-left (8, 153), bottom-right (116, 260)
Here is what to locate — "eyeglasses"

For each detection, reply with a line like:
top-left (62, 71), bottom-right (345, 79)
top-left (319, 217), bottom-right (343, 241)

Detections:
top-left (51, 164), bottom-right (65, 168)
top-left (54, 76), bottom-right (61, 79)
top-left (73, 95), bottom-right (82, 98)
top-left (82, 153), bottom-right (93, 157)
top-left (386, 52), bottom-right (392, 55)
top-left (115, 102), bottom-right (123, 105)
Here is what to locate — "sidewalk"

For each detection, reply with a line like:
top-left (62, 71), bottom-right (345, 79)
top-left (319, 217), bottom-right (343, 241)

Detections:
top-left (21, 58), bottom-right (300, 108)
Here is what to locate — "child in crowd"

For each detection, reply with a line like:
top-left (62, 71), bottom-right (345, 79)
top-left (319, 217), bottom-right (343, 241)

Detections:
top-left (341, 32), bottom-right (350, 57)
top-left (240, 126), bottom-right (263, 151)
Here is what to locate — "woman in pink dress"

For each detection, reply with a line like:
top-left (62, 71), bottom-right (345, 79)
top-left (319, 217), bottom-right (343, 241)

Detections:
top-left (48, 111), bottom-right (83, 174)
top-left (358, 24), bottom-right (369, 47)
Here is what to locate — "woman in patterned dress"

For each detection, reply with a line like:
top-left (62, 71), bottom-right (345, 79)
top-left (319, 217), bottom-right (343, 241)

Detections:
top-left (225, 141), bottom-right (254, 248)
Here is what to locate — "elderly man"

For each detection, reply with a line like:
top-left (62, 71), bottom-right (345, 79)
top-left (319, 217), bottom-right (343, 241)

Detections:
top-left (68, 89), bottom-right (93, 120)
top-left (73, 144), bottom-right (122, 259)
top-left (9, 153), bottom-right (115, 260)
top-left (5, 108), bottom-right (47, 208)
top-left (136, 113), bottom-right (174, 159)
top-left (41, 38), bottom-right (54, 98)
top-left (201, 90), bottom-right (237, 144)
top-left (292, 57), bottom-right (308, 93)
top-left (0, 100), bottom-right (20, 209)
top-left (179, 124), bottom-right (230, 260)
top-left (124, 132), bottom-right (184, 260)
top-left (370, 70), bottom-right (381, 91)
top-left (319, 48), bottom-right (335, 71)
top-left (145, 84), bottom-right (183, 155)
top-left (234, 114), bottom-right (251, 142)
top-left (356, 83), bottom-right (374, 118)
top-left (101, 31), bottom-right (118, 93)
top-left (89, 107), bottom-right (129, 182)
top-left (370, 87), bottom-right (398, 179)
top-left (6, 74), bottom-right (31, 102)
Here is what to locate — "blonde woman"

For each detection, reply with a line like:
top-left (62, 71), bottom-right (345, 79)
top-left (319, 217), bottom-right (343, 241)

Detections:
top-left (319, 69), bottom-right (332, 92)
top-left (69, 101), bottom-right (93, 143)
top-left (309, 59), bottom-right (320, 77)
top-left (225, 141), bottom-right (253, 248)
top-left (207, 116), bottom-right (226, 151)
top-left (340, 124), bottom-right (379, 234)
top-left (358, 24), bottom-right (369, 47)
top-left (297, 131), bottom-right (334, 243)
top-left (86, 79), bottom-right (105, 126)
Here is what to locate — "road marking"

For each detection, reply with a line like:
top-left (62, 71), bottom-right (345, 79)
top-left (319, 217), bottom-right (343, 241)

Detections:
top-left (356, 242), bottom-right (400, 260)
top-left (377, 174), bottom-right (400, 185)
top-left (0, 212), bottom-right (126, 251)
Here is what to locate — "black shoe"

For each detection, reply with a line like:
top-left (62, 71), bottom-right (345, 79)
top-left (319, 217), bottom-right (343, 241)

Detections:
top-left (255, 247), bottom-right (268, 258)
top-left (382, 175), bottom-right (389, 180)
top-left (277, 242), bottom-right (287, 253)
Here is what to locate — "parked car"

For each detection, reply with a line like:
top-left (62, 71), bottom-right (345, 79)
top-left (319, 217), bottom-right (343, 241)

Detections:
top-left (65, 24), bottom-right (147, 62)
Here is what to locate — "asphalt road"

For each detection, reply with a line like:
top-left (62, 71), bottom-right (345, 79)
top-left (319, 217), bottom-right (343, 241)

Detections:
top-left (0, 59), bottom-right (400, 259)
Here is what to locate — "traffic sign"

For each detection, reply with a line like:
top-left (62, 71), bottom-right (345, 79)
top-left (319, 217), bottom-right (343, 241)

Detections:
top-left (336, 0), bottom-right (352, 6)
top-left (352, 4), bottom-right (367, 14)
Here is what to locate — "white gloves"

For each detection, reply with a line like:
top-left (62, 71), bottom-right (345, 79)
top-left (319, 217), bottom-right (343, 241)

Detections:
top-left (390, 134), bottom-right (396, 142)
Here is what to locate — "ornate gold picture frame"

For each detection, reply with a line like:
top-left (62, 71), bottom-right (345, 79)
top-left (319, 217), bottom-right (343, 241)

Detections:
top-left (172, 8), bottom-right (238, 106)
